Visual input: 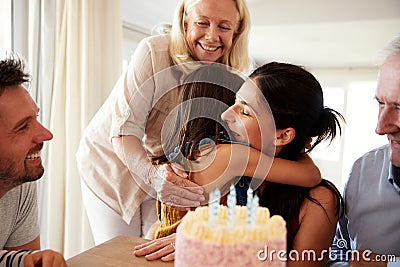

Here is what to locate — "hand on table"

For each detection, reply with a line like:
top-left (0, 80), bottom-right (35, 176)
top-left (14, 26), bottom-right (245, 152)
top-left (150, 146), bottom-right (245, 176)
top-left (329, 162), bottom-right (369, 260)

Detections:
top-left (24, 250), bottom-right (67, 267)
top-left (154, 163), bottom-right (204, 211)
top-left (133, 233), bottom-right (176, 262)
top-left (349, 250), bottom-right (387, 267)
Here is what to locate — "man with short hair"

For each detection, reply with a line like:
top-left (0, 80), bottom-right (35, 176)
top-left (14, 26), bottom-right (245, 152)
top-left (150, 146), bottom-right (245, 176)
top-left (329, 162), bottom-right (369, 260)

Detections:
top-left (0, 54), bottom-right (66, 266)
top-left (328, 34), bottom-right (400, 267)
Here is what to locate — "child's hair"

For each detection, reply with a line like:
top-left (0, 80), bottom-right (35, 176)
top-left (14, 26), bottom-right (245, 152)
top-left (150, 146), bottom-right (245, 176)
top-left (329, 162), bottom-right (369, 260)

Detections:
top-left (250, 62), bottom-right (344, 249)
top-left (154, 63), bottom-right (245, 166)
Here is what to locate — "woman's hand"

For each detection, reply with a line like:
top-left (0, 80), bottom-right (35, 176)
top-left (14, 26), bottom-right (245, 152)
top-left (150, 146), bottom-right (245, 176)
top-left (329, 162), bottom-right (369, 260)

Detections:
top-left (154, 163), bottom-right (205, 210)
top-left (133, 233), bottom-right (177, 262)
top-left (113, 136), bottom-right (205, 209)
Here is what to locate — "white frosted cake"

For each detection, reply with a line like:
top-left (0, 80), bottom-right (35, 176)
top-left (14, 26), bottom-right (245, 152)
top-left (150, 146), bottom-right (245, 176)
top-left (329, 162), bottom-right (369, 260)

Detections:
top-left (175, 205), bottom-right (287, 267)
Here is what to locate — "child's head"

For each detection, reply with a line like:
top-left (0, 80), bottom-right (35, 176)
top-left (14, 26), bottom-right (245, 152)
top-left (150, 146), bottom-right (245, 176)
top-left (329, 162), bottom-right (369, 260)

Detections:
top-left (222, 62), bottom-right (344, 160)
top-left (161, 63), bottom-right (245, 162)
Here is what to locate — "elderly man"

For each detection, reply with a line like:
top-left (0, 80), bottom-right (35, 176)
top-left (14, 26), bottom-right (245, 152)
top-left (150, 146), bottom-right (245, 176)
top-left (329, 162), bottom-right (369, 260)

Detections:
top-left (0, 54), bottom-right (66, 266)
top-left (328, 34), bottom-right (400, 267)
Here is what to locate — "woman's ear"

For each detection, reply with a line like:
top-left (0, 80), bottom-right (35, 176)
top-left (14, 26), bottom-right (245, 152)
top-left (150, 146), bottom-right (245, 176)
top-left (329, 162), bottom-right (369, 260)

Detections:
top-left (275, 128), bottom-right (296, 146)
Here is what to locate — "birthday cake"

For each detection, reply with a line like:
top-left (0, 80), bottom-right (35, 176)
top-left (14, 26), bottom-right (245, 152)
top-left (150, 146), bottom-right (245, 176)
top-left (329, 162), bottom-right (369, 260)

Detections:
top-left (174, 188), bottom-right (287, 267)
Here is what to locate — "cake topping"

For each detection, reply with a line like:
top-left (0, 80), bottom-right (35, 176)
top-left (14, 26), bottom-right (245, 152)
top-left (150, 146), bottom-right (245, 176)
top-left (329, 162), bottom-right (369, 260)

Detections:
top-left (180, 187), bottom-right (286, 244)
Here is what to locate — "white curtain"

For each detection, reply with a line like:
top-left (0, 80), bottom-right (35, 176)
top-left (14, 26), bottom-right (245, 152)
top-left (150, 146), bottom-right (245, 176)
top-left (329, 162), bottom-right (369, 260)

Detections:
top-left (21, 0), bottom-right (57, 256)
top-left (10, 0), bottom-right (58, 255)
top-left (14, 0), bottom-right (123, 259)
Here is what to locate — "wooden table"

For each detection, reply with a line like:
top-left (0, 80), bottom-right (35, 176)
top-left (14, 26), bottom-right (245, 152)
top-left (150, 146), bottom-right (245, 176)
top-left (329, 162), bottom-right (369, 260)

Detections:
top-left (67, 235), bottom-right (174, 267)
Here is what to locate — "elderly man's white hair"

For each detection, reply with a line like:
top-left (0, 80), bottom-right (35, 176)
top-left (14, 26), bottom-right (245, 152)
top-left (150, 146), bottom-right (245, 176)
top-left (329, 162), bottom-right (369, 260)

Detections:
top-left (378, 32), bottom-right (400, 64)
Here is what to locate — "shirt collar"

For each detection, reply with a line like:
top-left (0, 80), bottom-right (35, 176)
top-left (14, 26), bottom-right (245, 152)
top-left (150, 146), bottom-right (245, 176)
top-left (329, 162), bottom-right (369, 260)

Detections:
top-left (388, 164), bottom-right (400, 194)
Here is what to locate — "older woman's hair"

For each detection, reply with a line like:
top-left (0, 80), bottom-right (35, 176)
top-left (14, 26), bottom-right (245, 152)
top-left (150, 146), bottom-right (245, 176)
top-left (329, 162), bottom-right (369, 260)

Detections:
top-left (169, 0), bottom-right (251, 74)
top-left (377, 32), bottom-right (400, 64)
top-left (0, 53), bottom-right (30, 96)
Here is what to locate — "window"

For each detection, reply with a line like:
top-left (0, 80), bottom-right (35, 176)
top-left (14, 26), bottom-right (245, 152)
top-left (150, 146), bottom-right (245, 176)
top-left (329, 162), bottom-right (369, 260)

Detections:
top-left (311, 86), bottom-right (346, 189)
top-left (0, 0), bottom-right (12, 53)
top-left (341, 82), bottom-right (386, 184)
top-left (311, 70), bottom-right (387, 191)
top-left (311, 87), bottom-right (345, 162)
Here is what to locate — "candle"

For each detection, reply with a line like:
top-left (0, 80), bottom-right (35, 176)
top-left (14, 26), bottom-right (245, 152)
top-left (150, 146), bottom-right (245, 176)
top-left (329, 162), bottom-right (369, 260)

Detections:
top-left (209, 188), bottom-right (221, 226)
top-left (213, 188), bottom-right (220, 220)
top-left (227, 184), bottom-right (236, 230)
top-left (214, 188), bottom-right (221, 205)
top-left (251, 194), bottom-right (259, 225)
top-left (229, 184), bottom-right (236, 199)
top-left (246, 187), bottom-right (253, 226)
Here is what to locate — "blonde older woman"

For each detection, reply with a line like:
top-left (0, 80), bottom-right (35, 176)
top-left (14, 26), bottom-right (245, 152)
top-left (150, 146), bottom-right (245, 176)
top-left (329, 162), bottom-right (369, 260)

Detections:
top-left (76, 0), bottom-right (254, 245)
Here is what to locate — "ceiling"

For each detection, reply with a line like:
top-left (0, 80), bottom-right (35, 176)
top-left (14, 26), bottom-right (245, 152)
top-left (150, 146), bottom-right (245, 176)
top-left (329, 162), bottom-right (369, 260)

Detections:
top-left (121, 0), bottom-right (400, 69)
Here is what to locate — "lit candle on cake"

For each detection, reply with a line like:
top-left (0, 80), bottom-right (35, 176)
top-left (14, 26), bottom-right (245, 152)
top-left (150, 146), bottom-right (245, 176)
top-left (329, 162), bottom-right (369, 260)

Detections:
top-left (246, 187), bottom-right (253, 226)
top-left (208, 188), bottom-right (220, 225)
top-left (227, 184), bottom-right (236, 230)
top-left (229, 184), bottom-right (236, 199)
top-left (251, 194), bottom-right (259, 225)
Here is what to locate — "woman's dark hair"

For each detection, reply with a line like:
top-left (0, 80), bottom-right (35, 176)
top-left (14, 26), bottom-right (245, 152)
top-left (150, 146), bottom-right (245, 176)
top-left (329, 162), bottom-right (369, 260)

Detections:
top-left (153, 64), bottom-right (245, 165)
top-left (250, 62), bottom-right (344, 249)
top-left (250, 62), bottom-right (344, 160)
